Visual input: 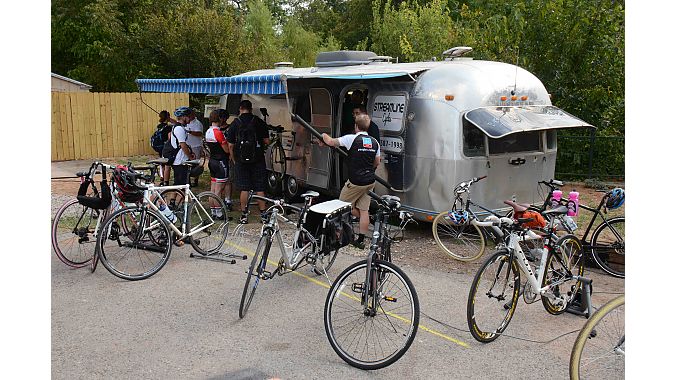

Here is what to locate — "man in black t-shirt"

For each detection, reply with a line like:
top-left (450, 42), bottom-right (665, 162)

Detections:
top-left (227, 100), bottom-right (270, 223)
top-left (322, 114), bottom-right (381, 248)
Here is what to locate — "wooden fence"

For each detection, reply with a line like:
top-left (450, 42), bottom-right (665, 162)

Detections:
top-left (51, 92), bottom-right (189, 161)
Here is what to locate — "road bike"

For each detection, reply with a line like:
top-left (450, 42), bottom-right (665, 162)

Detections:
top-left (467, 202), bottom-right (585, 343)
top-left (95, 160), bottom-right (228, 280)
top-left (324, 193), bottom-right (419, 370)
top-left (569, 294), bottom-right (625, 380)
top-left (238, 190), bottom-right (347, 317)
top-left (51, 161), bottom-right (132, 268)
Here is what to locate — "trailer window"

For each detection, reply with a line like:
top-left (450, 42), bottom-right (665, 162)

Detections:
top-left (488, 131), bottom-right (541, 155)
top-left (463, 121), bottom-right (486, 157)
top-left (546, 130), bottom-right (557, 150)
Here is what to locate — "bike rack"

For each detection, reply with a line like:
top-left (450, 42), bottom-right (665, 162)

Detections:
top-left (189, 250), bottom-right (246, 264)
top-left (565, 276), bottom-right (594, 318)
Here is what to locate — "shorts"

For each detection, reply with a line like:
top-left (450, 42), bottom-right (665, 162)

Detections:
top-left (234, 161), bottom-right (267, 192)
top-left (172, 165), bottom-right (190, 186)
top-left (339, 180), bottom-right (375, 211)
top-left (208, 157), bottom-right (230, 183)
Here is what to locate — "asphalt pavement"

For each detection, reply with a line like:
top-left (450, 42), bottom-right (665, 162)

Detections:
top-left (51, 224), bottom-right (625, 380)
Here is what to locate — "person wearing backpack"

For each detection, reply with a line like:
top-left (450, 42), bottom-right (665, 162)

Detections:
top-left (227, 100), bottom-right (270, 223)
top-left (168, 107), bottom-right (196, 186)
top-left (152, 110), bottom-right (173, 185)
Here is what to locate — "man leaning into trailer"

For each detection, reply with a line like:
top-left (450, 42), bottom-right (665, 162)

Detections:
top-left (321, 114), bottom-right (381, 249)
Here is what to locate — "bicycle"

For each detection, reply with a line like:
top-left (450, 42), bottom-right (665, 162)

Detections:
top-left (324, 192), bottom-right (419, 370)
top-left (569, 294), bottom-right (625, 380)
top-left (466, 201), bottom-right (585, 343)
top-left (432, 176), bottom-right (510, 261)
top-left (95, 160), bottom-right (228, 280)
top-left (238, 190), bottom-right (346, 318)
top-left (51, 161), bottom-right (119, 268)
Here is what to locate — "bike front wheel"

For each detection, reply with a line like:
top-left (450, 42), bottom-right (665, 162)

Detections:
top-left (432, 211), bottom-right (486, 261)
top-left (239, 230), bottom-right (272, 319)
top-left (590, 217), bottom-right (625, 278)
top-left (569, 295), bottom-right (625, 380)
top-left (97, 206), bottom-right (172, 281)
top-left (467, 249), bottom-right (521, 343)
top-left (52, 199), bottom-right (98, 268)
top-left (188, 191), bottom-right (229, 255)
top-left (324, 259), bottom-right (419, 370)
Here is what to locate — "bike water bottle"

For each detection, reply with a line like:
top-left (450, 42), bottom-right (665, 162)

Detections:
top-left (159, 203), bottom-right (177, 223)
top-left (567, 191), bottom-right (579, 217)
top-left (551, 190), bottom-right (562, 208)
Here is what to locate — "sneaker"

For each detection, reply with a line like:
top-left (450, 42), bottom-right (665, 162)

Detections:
top-left (351, 234), bottom-right (366, 249)
top-left (239, 213), bottom-right (249, 224)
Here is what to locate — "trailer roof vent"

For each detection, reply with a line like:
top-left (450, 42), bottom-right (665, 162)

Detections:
top-left (442, 46), bottom-right (473, 61)
top-left (274, 62), bottom-right (294, 68)
top-left (315, 50), bottom-right (378, 67)
top-left (368, 55), bottom-right (394, 64)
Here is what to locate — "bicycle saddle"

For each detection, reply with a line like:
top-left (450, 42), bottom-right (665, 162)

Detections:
top-left (147, 158), bottom-right (169, 165)
top-left (504, 200), bottom-right (530, 213)
top-left (183, 159), bottom-right (202, 166)
top-left (302, 191), bottom-right (320, 199)
top-left (541, 205), bottom-right (569, 217)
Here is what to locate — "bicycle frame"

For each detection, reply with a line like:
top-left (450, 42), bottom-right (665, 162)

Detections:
top-left (141, 184), bottom-right (214, 239)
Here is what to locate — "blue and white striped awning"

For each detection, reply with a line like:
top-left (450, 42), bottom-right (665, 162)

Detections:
top-left (135, 74), bottom-right (285, 95)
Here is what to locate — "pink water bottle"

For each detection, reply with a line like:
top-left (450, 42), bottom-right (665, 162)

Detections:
top-left (567, 191), bottom-right (579, 216)
top-left (551, 190), bottom-right (562, 208)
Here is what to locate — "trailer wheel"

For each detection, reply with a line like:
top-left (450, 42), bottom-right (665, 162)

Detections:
top-left (284, 175), bottom-right (302, 202)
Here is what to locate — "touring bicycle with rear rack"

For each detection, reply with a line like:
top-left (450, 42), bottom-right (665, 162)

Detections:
top-left (137, 47), bottom-right (593, 220)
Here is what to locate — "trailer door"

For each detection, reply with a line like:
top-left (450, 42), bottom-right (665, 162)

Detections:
top-left (306, 88), bottom-right (333, 189)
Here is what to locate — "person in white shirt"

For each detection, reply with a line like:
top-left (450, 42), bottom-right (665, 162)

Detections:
top-left (170, 107), bottom-right (197, 185)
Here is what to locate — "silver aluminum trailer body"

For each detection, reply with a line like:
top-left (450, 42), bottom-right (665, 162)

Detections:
top-left (209, 57), bottom-right (591, 219)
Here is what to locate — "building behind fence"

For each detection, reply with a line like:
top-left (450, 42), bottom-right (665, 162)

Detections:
top-left (51, 92), bottom-right (189, 161)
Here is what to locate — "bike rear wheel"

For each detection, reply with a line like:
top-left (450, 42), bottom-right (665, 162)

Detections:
top-left (432, 211), bottom-right (486, 261)
top-left (570, 295), bottom-right (625, 380)
top-left (541, 234), bottom-right (585, 315)
top-left (467, 250), bottom-right (520, 343)
top-left (324, 259), bottom-right (419, 370)
top-left (239, 230), bottom-right (272, 318)
top-left (188, 191), bottom-right (229, 255)
top-left (97, 206), bottom-right (172, 281)
top-left (52, 199), bottom-right (98, 268)
top-left (590, 217), bottom-right (625, 278)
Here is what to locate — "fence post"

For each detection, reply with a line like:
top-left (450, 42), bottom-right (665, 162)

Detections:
top-left (587, 128), bottom-right (596, 179)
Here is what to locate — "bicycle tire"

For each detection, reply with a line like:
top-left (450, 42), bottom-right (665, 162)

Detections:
top-left (432, 210), bottom-right (486, 261)
top-left (52, 198), bottom-right (98, 268)
top-left (239, 230), bottom-right (273, 319)
top-left (569, 295), bottom-right (625, 380)
top-left (324, 259), bottom-right (419, 370)
top-left (542, 234), bottom-right (585, 315)
top-left (266, 141), bottom-right (286, 194)
top-left (97, 206), bottom-right (172, 281)
top-left (590, 217), bottom-right (625, 278)
top-left (188, 191), bottom-right (229, 255)
top-left (467, 249), bottom-right (521, 343)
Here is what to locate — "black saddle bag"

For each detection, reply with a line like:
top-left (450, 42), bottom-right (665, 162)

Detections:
top-left (76, 167), bottom-right (112, 210)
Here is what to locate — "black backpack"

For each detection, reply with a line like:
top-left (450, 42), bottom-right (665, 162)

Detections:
top-left (151, 127), bottom-right (166, 154)
top-left (236, 116), bottom-right (259, 163)
top-left (161, 126), bottom-right (182, 160)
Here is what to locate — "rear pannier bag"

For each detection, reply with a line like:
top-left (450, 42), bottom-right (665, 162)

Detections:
top-left (304, 200), bottom-right (353, 254)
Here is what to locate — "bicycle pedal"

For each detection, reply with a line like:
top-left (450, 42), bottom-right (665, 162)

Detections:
top-left (260, 271), bottom-right (273, 280)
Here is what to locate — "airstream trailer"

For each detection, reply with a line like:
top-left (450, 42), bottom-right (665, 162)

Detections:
top-left (137, 48), bottom-right (592, 220)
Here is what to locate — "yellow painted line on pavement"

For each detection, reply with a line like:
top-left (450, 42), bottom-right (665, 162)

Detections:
top-left (223, 237), bottom-right (469, 348)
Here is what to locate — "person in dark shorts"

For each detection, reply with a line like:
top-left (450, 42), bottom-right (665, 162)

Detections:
top-left (170, 107), bottom-right (196, 186)
top-left (205, 110), bottom-right (233, 214)
top-left (227, 100), bottom-right (270, 223)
